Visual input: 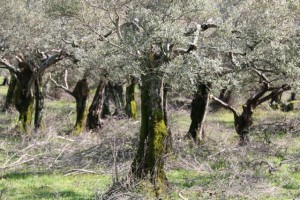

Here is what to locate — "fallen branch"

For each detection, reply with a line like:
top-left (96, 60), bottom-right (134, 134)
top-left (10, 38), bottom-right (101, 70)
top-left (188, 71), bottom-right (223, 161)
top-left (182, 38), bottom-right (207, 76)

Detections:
top-left (251, 160), bottom-right (276, 174)
top-left (0, 155), bottom-right (36, 171)
top-left (56, 135), bottom-right (75, 142)
top-left (179, 191), bottom-right (188, 200)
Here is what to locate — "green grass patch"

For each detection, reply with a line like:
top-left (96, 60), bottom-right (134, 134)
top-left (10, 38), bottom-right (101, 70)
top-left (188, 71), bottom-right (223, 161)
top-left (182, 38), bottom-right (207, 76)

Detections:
top-left (167, 169), bottom-right (219, 199)
top-left (207, 111), bottom-right (234, 128)
top-left (267, 163), bottom-right (300, 198)
top-left (291, 172), bottom-right (300, 180)
top-left (46, 100), bottom-right (76, 109)
top-left (167, 169), bottom-right (212, 188)
top-left (254, 108), bottom-right (300, 121)
top-left (170, 111), bottom-right (191, 129)
top-left (0, 172), bottom-right (111, 200)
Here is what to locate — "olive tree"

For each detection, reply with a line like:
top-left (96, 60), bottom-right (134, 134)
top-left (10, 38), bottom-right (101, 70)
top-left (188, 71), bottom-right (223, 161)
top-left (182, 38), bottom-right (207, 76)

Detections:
top-left (0, 0), bottom-right (80, 131)
top-left (210, 0), bottom-right (300, 145)
top-left (79, 0), bottom-right (220, 191)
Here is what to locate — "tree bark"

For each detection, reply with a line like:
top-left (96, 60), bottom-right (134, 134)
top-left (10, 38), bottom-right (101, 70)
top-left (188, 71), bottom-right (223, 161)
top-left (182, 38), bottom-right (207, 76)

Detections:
top-left (131, 66), bottom-right (169, 190)
top-left (187, 83), bottom-right (210, 142)
top-left (34, 75), bottom-right (44, 130)
top-left (72, 79), bottom-right (89, 136)
top-left (87, 80), bottom-right (107, 130)
top-left (125, 77), bottom-right (137, 119)
top-left (3, 75), bottom-right (17, 112)
top-left (14, 63), bottom-right (34, 132)
top-left (163, 84), bottom-right (172, 152)
top-left (234, 106), bottom-right (252, 145)
top-left (101, 85), bottom-right (111, 118)
top-left (111, 82), bottom-right (124, 116)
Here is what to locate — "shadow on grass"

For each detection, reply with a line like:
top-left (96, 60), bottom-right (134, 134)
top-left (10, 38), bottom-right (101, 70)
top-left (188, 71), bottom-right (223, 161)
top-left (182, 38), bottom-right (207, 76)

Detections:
top-left (15, 188), bottom-right (89, 200)
top-left (0, 171), bottom-right (47, 180)
top-left (0, 172), bottom-right (104, 200)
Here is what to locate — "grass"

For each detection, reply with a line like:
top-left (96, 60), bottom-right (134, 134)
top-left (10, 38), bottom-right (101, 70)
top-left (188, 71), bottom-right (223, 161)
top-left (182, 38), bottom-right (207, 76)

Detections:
top-left (207, 110), bottom-right (235, 128)
top-left (167, 169), bottom-right (212, 188)
top-left (0, 172), bottom-right (111, 200)
top-left (0, 79), bottom-right (299, 199)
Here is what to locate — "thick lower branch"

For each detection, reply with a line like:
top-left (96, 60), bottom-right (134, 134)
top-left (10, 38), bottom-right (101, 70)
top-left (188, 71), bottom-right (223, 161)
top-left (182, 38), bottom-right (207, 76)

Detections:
top-left (211, 95), bottom-right (239, 118)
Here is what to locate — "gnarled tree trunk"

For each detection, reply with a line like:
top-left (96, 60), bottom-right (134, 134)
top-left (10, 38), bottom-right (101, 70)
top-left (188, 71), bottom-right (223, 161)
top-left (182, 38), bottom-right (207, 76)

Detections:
top-left (187, 82), bottom-right (210, 142)
top-left (213, 83), bottom-right (291, 145)
top-left (1, 49), bottom-right (77, 132)
top-left (111, 82), bottom-right (124, 116)
top-left (87, 80), bottom-right (107, 130)
top-left (34, 75), bottom-right (44, 130)
top-left (234, 106), bottom-right (253, 145)
top-left (15, 63), bottom-right (34, 132)
top-left (72, 79), bottom-right (89, 136)
top-left (101, 85), bottom-right (111, 118)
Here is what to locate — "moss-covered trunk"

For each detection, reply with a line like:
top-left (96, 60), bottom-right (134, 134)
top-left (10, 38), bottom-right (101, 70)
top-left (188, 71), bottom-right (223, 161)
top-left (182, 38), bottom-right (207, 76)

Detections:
top-left (187, 83), bottom-right (210, 141)
top-left (87, 80), bottom-right (107, 130)
top-left (34, 75), bottom-right (44, 130)
top-left (15, 63), bottom-right (34, 132)
top-left (125, 77), bottom-right (137, 119)
top-left (72, 79), bottom-right (89, 136)
top-left (3, 75), bottom-right (17, 112)
top-left (131, 73), bottom-right (169, 188)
